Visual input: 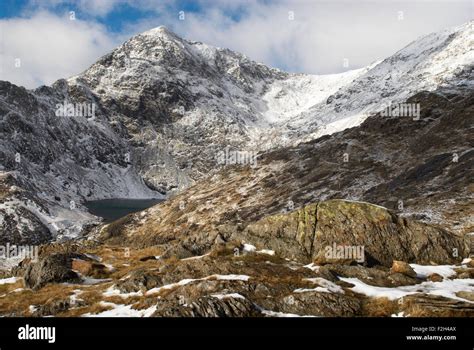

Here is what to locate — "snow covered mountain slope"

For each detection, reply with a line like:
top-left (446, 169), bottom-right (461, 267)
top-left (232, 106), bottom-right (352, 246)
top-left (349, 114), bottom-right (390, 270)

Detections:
top-left (0, 79), bottom-right (159, 244)
top-left (286, 21), bottom-right (473, 142)
top-left (0, 22), bottom-right (472, 244)
top-left (68, 26), bottom-right (369, 190)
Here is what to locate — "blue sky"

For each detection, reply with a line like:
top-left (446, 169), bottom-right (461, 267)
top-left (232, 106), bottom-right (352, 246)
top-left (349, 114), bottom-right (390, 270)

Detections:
top-left (1, 0), bottom-right (472, 88)
top-left (1, 0), bottom-right (201, 31)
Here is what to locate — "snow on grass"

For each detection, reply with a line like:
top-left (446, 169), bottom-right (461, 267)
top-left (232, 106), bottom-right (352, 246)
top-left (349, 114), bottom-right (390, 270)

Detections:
top-left (293, 286), bottom-right (331, 294)
top-left (340, 277), bottom-right (474, 302)
top-left (243, 244), bottom-right (256, 253)
top-left (181, 253), bottom-right (210, 261)
top-left (83, 253), bottom-right (101, 261)
top-left (300, 278), bottom-right (344, 294)
top-left (146, 274), bottom-right (251, 296)
top-left (303, 263), bottom-right (320, 272)
top-left (210, 293), bottom-right (245, 300)
top-left (84, 302), bottom-right (157, 317)
top-left (103, 286), bottom-right (143, 298)
top-left (214, 274), bottom-right (250, 281)
top-left (0, 277), bottom-right (18, 285)
top-left (410, 264), bottom-right (457, 279)
top-left (243, 243), bottom-right (275, 256)
top-left (257, 249), bottom-right (275, 256)
top-left (80, 277), bottom-right (112, 285)
top-left (68, 289), bottom-right (85, 308)
top-left (261, 310), bottom-right (317, 317)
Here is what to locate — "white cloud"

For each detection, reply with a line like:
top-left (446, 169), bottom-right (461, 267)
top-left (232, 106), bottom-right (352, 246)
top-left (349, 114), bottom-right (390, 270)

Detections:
top-left (27, 0), bottom-right (126, 17)
top-left (1, 1), bottom-right (471, 88)
top-left (0, 11), bottom-right (117, 88)
top-left (164, 0), bottom-right (472, 74)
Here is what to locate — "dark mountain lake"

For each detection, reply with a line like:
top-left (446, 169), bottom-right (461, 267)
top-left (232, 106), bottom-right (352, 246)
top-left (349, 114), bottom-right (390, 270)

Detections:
top-left (84, 198), bottom-right (163, 223)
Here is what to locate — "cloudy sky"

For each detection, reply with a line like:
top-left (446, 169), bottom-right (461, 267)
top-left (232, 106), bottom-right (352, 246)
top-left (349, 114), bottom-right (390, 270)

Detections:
top-left (0, 0), bottom-right (472, 88)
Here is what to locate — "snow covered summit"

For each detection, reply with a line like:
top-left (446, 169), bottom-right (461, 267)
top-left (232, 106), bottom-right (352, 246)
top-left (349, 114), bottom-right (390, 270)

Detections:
top-left (0, 22), bottom-right (472, 244)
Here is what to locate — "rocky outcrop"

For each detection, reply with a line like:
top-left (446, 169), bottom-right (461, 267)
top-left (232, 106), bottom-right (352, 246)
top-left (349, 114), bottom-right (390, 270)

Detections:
top-left (399, 294), bottom-right (474, 317)
top-left (99, 198), bottom-right (468, 267)
top-left (314, 200), bottom-right (466, 266)
top-left (234, 200), bottom-right (467, 266)
top-left (265, 292), bottom-right (362, 317)
top-left (117, 269), bottom-right (164, 293)
top-left (390, 261), bottom-right (417, 278)
top-left (23, 253), bottom-right (83, 290)
top-left (152, 296), bottom-right (261, 317)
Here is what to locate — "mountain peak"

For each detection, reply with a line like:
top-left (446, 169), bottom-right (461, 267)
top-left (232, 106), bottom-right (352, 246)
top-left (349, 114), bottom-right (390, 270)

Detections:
top-left (141, 25), bottom-right (181, 41)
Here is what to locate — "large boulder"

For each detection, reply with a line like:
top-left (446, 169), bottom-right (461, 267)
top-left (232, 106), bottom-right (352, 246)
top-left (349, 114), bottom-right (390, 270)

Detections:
top-left (152, 295), bottom-right (261, 317)
top-left (236, 200), bottom-right (468, 266)
top-left (390, 261), bottom-right (417, 278)
top-left (23, 253), bottom-right (82, 290)
top-left (270, 292), bottom-right (362, 317)
top-left (116, 269), bottom-right (164, 293)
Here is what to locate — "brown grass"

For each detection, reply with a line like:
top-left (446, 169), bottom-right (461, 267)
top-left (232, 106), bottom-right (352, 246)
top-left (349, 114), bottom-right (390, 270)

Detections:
top-left (361, 297), bottom-right (399, 317)
top-left (102, 214), bottom-right (134, 240)
top-left (400, 295), bottom-right (474, 317)
top-left (0, 283), bottom-right (77, 316)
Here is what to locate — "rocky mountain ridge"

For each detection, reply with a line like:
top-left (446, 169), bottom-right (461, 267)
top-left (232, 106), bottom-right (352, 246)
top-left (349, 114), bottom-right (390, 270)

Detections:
top-left (0, 21), bottom-right (472, 247)
top-left (0, 22), bottom-right (472, 318)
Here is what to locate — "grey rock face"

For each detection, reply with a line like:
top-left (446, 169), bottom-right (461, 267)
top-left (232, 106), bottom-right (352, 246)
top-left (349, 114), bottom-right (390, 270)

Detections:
top-left (152, 295), bottom-right (261, 317)
top-left (117, 269), bottom-right (164, 293)
top-left (236, 199), bottom-right (467, 266)
top-left (23, 253), bottom-right (81, 290)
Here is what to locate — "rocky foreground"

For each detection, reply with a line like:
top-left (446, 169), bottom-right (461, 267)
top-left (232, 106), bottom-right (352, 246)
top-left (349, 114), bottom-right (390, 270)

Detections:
top-left (0, 198), bottom-right (473, 317)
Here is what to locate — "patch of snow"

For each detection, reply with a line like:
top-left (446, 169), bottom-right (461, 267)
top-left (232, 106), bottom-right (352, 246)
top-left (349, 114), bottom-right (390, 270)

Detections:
top-left (243, 244), bottom-right (256, 253)
top-left (214, 274), bottom-right (250, 281)
top-left (210, 293), bottom-right (245, 300)
top-left (0, 277), bottom-right (18, 285)
top-left (294, 287), bottom-right (331, 293)
top-left (261, 310), bottom-right (317, 317)
top-left (181, 253), bottom-right (209, 261)
top-left (29, 305), bottom-right (38, 314)
top-left (410, 264), bottom-right (457, 279)
top-left (84, 302), bottom-right (156, 317)
top-left (303, 263), bottom-right (320, 272)
top-left (146, 274), bottom-right (251, 295)
top-left (302, 278), bottom-right (345, 294)
top-left (257, 249), bottom-right (275, 256)
top-left (340, 277), bottom-right (474, 303)
top-left (103, 286), bottom-right (143, 298)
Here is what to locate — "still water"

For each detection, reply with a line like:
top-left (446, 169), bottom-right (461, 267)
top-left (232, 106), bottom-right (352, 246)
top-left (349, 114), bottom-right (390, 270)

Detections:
top-left (84, 198), bottom-right (162, 223)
